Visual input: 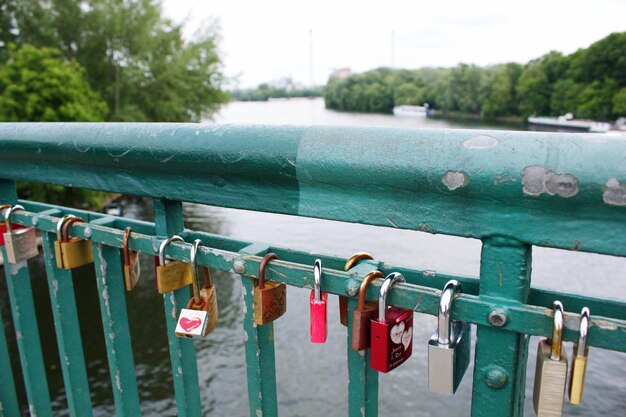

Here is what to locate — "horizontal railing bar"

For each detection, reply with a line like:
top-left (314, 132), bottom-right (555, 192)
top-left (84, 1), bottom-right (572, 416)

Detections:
top-left (1, 123), bottom-right (625, 257)
top-left (5, 206), bottom-right (626, 352)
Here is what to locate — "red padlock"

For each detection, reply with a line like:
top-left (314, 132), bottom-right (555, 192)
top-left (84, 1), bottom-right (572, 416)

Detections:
top-left (370, 272), bottom-right (413, 373)
top-left (0, 204), bottom-right (24, 246)
top-left (310, 258), bottom-right (328, 343)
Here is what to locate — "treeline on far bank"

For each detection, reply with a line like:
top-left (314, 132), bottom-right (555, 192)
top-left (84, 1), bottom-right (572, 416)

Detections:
top-left (324, 32), bottom-right (626, 122)
top-left (232, 84), bottom-right (322, 101)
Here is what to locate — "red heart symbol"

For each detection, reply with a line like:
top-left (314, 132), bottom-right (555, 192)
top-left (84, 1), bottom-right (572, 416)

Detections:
top-left (180, 317), bottom-right (202, 332)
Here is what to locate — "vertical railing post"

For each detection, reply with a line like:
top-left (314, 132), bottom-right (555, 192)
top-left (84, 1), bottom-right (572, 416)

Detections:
top-left (90, 217), bottom-right (142, 416)
top-left (0, 300), bottom-right (20, 417)
top-left (345, 260), bottom-right (379, 417)
top-left (40, 208), bottom-right (93, 417)
top-left (0, 179), bottom-right (53, 417)
top-left (471, 236), bottom-right (532, 417)
top-left (239, 243), bottom-right (279, 417)
top-left (153, 199), bottom-right (202, 417)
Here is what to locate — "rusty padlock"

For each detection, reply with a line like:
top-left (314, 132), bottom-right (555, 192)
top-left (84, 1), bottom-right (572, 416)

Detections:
top-left (155, 235), bottom-right (192, 294)
top-left (370, 272), bottom-right (413, 373)
top-left (253, 253), bottom-right (287, 325)
top-left (54, 215), bottom-right (93, 269)
top-left (122, 227), bottom-right (141, 291)
top-left (175, 239), bottom-right (218, 338)
top-left (340, 251), bottom-right (374, 326)
top-left (351, 270), bottom-right (383, 351)
top-left (2, 205), bottom-right (38, 264)
top-left (310, 259), bottom-right (328, 343)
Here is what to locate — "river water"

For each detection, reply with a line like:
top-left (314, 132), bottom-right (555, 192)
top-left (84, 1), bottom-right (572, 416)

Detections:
top-left (1, 98), bottom-right (625, 416)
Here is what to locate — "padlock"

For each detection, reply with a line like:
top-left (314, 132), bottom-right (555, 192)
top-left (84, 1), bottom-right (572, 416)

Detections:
top-left (122, 227), bottom-right (141, 291)
top-left (310, 259), bottom-right (328, 343)
top-left (533, 301), bottom-right (568, 417)
top-left (175, 239), bottom-right (218, 338)
top-left (2, 205), bottom-right (38, 264)
top-left (0, 204), bottom-right (24, 246)
top-left (370, 272), bottom-right (413, 373)
top-left (54, 215), bottom-right (94, 269)
top-left (569, 307), bottom-right (590, 405)
top-left (428, 280), bottom-right (471, 395)
top-left (351, 270), bottom-right (383, 351)
top-left (155, 235), bottom-right (192, 294)
top-left (340, 251), bottom-right (374, 326)
top-left (253, 252), bottom-right (287, 325)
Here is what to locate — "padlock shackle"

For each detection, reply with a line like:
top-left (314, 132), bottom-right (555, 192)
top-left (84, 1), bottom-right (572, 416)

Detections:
top-left (344, 251), bottom-right (373, 271)
top-left (123, 227), bottom-right (132, 267)
top-left (576, 307), bottom-right (590, 356)
top-left (313, 259), bottom-right (323, 301)
top-left (358, 271), bottom-right (384, 310)
top-left (56, 215), bottom-right (77, 241)
top-left (437, 280), bottom-right (461, 345)
top-left (62, 217), bottom-right (85, 242)
top-left (189, 239), bottom-right (203, 305)
top-left (158, 235), bottom-right (184, 265)
top-left (378, 272), bottom-right (405, 322)
top-left (550, 301), bottom-right (564, 361)
top-left (258, 252), bottom-right (278, 290)
top-left (3, 204), bottom-right (25, 233)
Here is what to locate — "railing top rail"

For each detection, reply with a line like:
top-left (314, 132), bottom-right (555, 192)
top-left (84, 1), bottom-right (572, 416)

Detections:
top-left (1, 123), bottom-right (625, 256)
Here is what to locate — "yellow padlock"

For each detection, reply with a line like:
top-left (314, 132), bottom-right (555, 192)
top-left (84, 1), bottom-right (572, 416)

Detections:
top-left (155, 235), bottom-right (192, 294)
top-left (253, 253), bottom-right (286, 325)
top-left (569, 307), bottom-right (590, 405)
top-left (54, 215), bottom-right (93, 270)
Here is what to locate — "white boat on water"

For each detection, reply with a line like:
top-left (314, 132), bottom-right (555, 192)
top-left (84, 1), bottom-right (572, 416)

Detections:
top-left (528, 113), bottom-right (610, 133)
top-left (393, 103), bottom-right (430, 117)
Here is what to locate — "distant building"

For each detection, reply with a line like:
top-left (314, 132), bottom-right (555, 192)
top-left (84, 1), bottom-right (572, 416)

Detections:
top-left (331, 68), bottom-right (352, 79)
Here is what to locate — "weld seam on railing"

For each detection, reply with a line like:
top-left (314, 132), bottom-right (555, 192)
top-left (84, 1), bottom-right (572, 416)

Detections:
top-left (5, 208), bottom-right (626, 351)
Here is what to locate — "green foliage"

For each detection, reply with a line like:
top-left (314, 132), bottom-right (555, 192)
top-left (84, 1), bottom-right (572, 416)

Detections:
top-left (0, 44), bottom-right (108, 121)
top-left (1, 0), bottom-right (228, 122)
top-left (233, 84), bottom-right (322, 101)
top-left (613, 88), bottom-right (626, 116)
top-left (323, 32), bottom-right (625, 121)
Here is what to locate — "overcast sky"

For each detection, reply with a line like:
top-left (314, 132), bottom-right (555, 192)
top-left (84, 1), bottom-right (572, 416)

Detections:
top-left (162, 0), bottom-right (626, 89)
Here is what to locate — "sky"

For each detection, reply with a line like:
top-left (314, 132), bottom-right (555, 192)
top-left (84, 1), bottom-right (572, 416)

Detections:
top-left (162, 0), bottom-right (626, 89)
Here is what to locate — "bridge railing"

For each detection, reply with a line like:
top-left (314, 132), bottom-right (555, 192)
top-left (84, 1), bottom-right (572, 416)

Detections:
top-left (0, 123), bottom-right (625, 417)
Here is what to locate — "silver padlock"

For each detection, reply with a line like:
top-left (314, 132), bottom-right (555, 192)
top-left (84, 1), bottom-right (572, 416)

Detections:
top-left (533, 301), bottom-right (568, 417)
top-left (428, 279), bottom-right (471, 395)
top-left (2, 205), bottom-right (38, 264)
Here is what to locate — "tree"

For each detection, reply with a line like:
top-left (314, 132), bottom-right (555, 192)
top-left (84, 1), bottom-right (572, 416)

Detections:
top-left (576, 79), bottom-right (617, 120)
top-left (0, 44), bottom-right (108, 121)
top-left (1, 0), bottom-right (228, 122)
top-left (482, 63), bottom-right (522, 118)
top-left (550, 79), bottom-right (583, 116)
top-left (613, 87), bottom-right (626, 117)
top-left (516, 63), bottom-right (551, 117)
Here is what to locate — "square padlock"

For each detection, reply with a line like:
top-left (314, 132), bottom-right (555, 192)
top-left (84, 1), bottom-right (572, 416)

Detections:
top-left (175, 308), bottom-right (209, 339)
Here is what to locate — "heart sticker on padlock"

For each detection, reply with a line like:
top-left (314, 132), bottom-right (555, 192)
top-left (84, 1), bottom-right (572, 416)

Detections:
top-left (180, 317), bottom-right (202, 332)
top-left (390, 321), bottom-right (405, 345)
top-left (402, 327), bottom-right (412, 350)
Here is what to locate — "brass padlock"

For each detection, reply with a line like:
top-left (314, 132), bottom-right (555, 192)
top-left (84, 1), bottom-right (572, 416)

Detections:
top-left (533, 301), bottom-right (568, 417)
top-left (341, 251), bottom-right (374, 326)
top-left (569, 307), bottom-right (590, 405)
top-left (122, 227), bottom-right (141, 291)
top-left (2, 205), bottom-right (38, 264)
top-left (175, 239), bottom-right (218, 338)
top-left (54, 215), bottom-right (93, 270)
top-left (253, 253), bottom-right (286, 325)
top-left (351, 270), bottom-right (383, 351)
top-left (155, 235), bottom-right (192, 294)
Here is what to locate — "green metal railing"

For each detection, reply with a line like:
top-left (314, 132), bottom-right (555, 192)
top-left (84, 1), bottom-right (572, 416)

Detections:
top-left (0, 123), bottom-right (625, 417)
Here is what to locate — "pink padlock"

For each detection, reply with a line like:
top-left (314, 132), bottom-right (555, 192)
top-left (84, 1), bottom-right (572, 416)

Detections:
top-left (310, 258), bottom-right (328, 343)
